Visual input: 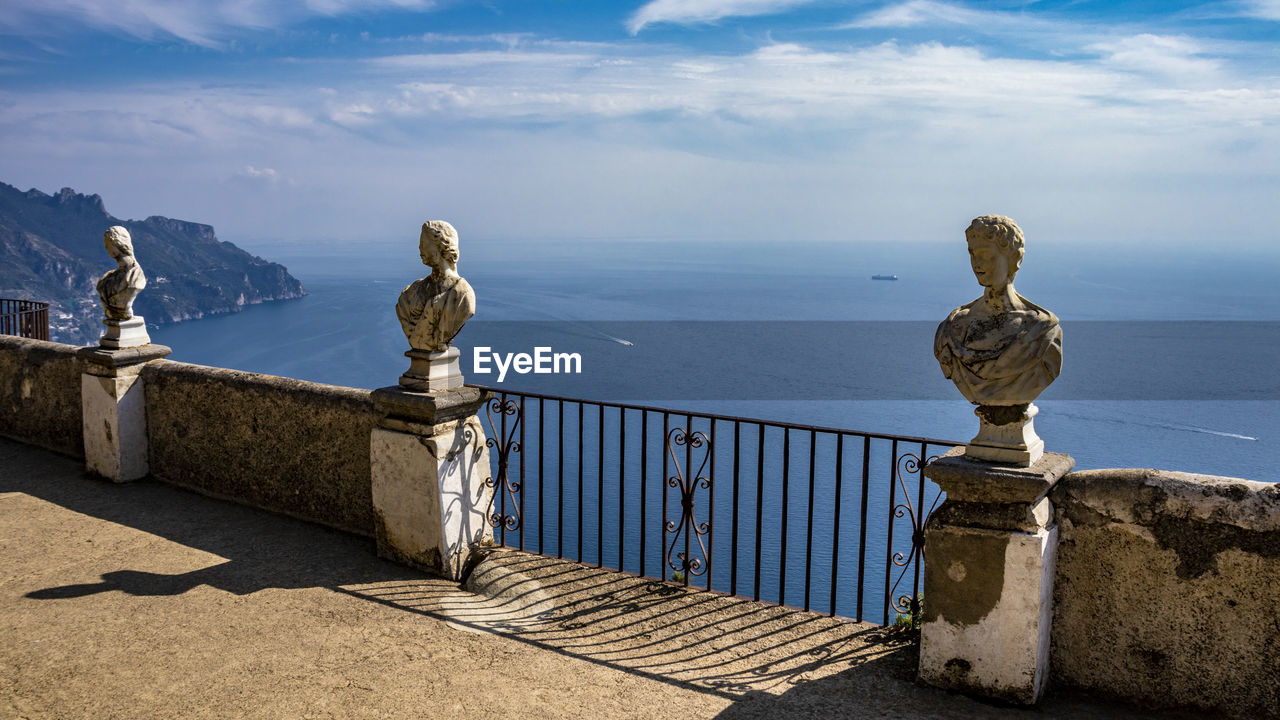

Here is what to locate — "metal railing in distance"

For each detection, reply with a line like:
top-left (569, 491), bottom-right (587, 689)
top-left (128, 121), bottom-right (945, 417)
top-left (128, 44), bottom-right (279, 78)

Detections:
top-left (477, 385), bottom-right (958, 626)
top-left (0, 299), bottom-right (50, 341)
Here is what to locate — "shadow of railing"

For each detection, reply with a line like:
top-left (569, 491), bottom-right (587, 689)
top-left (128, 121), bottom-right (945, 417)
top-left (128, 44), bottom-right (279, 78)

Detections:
top-left (5, 437), bottom-right (913, 703)
top-left (335, 551), bottom-right (917, 699)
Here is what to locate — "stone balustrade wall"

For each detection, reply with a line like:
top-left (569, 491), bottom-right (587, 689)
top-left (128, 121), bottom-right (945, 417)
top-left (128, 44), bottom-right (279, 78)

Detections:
top-left (0, 336), bottom-right (85, 458)
top-left (2, 339), bottom-right (1277, 717)
top-left (140, 360), bottom-right (381, 536)
top-left (1050, 469), bottom-right (1280, 718)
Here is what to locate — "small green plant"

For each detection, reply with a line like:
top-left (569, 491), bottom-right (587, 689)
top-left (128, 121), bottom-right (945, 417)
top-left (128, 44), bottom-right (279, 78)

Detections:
top-left (892, 594), bottom-right (924, 632)
top-left (671, 570), bottom-right (686, 584)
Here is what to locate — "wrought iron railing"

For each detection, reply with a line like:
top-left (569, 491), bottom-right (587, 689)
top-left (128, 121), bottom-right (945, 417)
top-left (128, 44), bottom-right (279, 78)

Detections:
top-left (476, 386), bottom-right (957, 626)
top-left (0, 299), bottom-right (50, 341)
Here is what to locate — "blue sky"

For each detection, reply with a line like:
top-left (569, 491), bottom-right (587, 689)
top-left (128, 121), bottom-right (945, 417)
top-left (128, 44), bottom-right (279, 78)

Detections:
top-left (0, 0), bottom-right (1277, 249)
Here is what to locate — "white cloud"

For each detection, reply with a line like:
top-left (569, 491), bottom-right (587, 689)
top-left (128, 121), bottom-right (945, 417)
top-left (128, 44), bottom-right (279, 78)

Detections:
top-left (845, 0), bottom-right (1020, 29)
top-left (235, 165), bottom-right (281, 185)
top-left (0, 0), bottom-right (436, 47)
top-left (369, 50), bottom-right (598, 70)
top-left (1239, 0), bottom-right (1280, 20)
top-left (2, 33), bottom-right (1277, 247)
top-left (1089, 34), bottom-right (1222, 82)
top-left (627, 0), bottom-right (822, 34)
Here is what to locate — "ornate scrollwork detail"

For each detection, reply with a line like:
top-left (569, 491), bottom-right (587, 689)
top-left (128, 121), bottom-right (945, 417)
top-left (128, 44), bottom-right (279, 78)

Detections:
top-left (664, 426), bottom-right (712, 580)
top-left (483, 396), bottom-right (522, 532)
top-left (888, 451), bottom-right (943, 628)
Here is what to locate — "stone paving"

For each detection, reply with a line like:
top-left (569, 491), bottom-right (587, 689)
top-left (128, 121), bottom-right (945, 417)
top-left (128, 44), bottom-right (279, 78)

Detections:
top-left (0, 437), bottom-right (1204, 719)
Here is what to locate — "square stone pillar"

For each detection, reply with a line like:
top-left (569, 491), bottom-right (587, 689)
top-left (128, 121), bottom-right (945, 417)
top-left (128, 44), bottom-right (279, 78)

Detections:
top-left (918, 447), bottom-right (1074, 705)
top-left (77, 344), bottom-right (171, 482)
top-left (370, 385), bottom-right (494, 581)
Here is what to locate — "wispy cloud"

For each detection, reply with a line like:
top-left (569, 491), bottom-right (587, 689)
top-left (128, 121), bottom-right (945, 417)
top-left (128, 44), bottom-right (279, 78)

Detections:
top-left (0, 0), bottom-right (437, 47)
top-left (627, 0), bottom-right (822, 34)
top-left (2, 16), bottom-right (1277, 246)
top-left (1239, 0), bottom-right (1280, 20)
top-left (843, 0), bottom-right (1043, 30)
top-left (1089, 34), bottom-right (1222, 82)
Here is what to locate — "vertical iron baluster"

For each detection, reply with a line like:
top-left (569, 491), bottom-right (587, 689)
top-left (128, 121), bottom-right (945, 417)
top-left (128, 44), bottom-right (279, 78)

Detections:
top-left (753, 423), bottom-right (765, 602)
top-left (912, 441), bottom-right (928, 617)
top-left (598, 403), bottom-right (605, 568)
top-left (779, 427), bottom-right (790, 606)
top-left (661, 413), bottom-right (669, 582)
top-left (707, 418), bottom-right (716, 592)
top-left (883, 438), bottom-right (900, 625)
top-left (482, 393), bottom-right (522, 544)
top-left (829, 433), bottom-right (845, 617)
top-left (499, 395), bottom-right (509, 546)
top-left (558, 399), bottom-right (564, 559)
top-left (730, 421), bottom-right (741, 597)
top-left (683, 413), bottom-right (693, 587)
top-left (857, 435), bottom-right (871, 622)
top-left (577, 402), bottom-right (584, 563)
top-left (519, 396), bottom-right (526, 550)
top-left (804, 429), bottom-right (816, 612)
top-left (619, 408), bottom-right (626, 571)
top-left (640, 411), bottom-right (648, 578)
top-left (538, 398), bottom-right (545, 555)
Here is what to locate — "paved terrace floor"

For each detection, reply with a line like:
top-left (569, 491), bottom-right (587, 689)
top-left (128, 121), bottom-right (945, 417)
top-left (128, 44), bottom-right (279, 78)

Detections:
top-left (1, 437), bottom-right (1206, 720)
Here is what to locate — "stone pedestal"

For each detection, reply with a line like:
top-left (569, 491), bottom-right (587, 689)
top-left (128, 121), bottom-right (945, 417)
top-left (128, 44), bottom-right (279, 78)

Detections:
top-left (967, 403), bottom-right (1044, 466)
top-left (399, 347), bottom-right (463, 392)
top-left (100, 316), bottom-right (151, 349)
top-left (77, 344), bottom-right (171, 482)
top-left (370, 385), bottom-right (494, 580)
top-left (918, 447), bottom-right (1074, 705)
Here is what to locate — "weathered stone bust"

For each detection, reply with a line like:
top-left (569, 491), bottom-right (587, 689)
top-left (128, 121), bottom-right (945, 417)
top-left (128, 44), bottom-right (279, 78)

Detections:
top-left (95, 225), bottom-right (151, 349)
top-left (934, 215), bottom-right (1062, 464)
top-left (394, 220), bottom-right (475, 391)
top-left (97, 226), bottom-right (146, 321)
top-left (396, 220), bottom-right (475, 353)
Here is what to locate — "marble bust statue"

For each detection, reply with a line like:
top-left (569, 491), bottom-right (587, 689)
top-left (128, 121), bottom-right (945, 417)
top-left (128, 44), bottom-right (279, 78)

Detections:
top-left (395, 220), bottom-right (475, 390)
top-left (95, 225), bottom-right (151, 349)
top-left (396, 220), bottom-right (475, 353)
top-left (934, 215), bottom-right (1062, 464)
top-left (97, 226), bottom-right (146, 321)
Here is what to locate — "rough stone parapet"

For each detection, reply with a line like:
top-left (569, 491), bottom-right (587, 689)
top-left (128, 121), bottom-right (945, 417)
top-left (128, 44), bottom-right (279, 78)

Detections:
top-left (0, 336), bottom-right (86, 458)
top-left (143, 360), bottom-right (381, 535)
top-left (1050, 468), bottom-right (1279, 719)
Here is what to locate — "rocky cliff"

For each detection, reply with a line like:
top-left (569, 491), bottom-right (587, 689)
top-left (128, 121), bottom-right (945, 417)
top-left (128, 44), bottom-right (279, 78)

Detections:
top-left (0, 182), bottom-right (305, 343)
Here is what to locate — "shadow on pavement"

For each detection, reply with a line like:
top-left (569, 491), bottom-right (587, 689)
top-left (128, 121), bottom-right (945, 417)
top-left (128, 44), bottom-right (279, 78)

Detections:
top-left (2, 437), bottom-right (1195, 718)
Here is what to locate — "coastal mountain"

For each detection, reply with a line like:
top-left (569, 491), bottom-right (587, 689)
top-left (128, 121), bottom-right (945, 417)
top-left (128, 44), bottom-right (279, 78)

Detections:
top-left (0, 182), bottom-right (305, 343)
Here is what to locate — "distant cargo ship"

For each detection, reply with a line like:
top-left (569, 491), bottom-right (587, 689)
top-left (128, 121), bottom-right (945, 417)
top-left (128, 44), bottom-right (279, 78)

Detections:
top-left (871, 274), bottom-right (898, 281)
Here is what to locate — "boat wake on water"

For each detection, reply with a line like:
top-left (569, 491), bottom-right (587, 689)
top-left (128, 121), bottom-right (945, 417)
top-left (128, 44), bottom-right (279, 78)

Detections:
top-left (1056, 409), bottom-right (1257, 441)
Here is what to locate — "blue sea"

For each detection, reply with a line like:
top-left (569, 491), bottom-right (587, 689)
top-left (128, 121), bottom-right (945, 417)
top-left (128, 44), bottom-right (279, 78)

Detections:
top-left (146, 237), bottom-right (1277, 620)
top-left (151, 237), bottom-right (1278, 483)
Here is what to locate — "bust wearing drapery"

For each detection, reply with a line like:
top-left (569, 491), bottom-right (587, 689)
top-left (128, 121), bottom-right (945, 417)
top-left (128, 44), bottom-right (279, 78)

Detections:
top-left (97, 225), bottom-right (146, 321)
top-left (934, 215), bottom-right (1062, 465)
top-left (396, 220), bottom-right (476, 354)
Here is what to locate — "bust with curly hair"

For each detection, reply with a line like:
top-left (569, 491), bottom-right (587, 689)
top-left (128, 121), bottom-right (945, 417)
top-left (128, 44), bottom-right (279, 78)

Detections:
top-left (934, 215), bottom-right (1062, 409)
top-left (96, 225), bottom-right (147, 321)
top-left (395, 220), bottom-right (476, 354)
